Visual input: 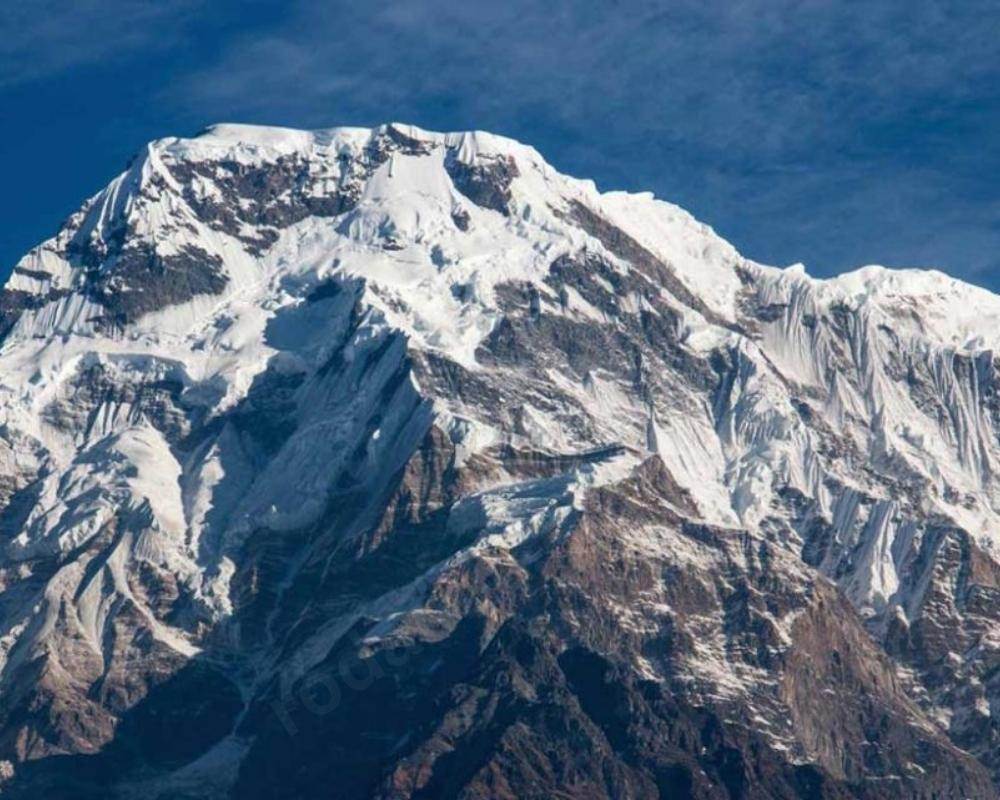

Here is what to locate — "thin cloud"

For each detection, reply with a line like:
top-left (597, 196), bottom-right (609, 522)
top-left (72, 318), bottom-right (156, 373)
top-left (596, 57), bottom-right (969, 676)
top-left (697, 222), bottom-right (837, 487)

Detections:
top-left (0, 0), bottom-right (204, 87)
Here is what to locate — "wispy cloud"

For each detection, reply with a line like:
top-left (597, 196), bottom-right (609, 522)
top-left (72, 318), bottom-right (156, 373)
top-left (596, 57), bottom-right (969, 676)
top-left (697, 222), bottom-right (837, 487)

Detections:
top-left (0, 0), bottom-right (204, 87)
top-left (171, 0), bottom-right (996, 153)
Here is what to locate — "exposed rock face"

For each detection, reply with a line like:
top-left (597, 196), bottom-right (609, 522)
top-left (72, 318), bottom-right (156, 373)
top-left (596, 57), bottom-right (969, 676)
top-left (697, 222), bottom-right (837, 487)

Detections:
top-left (1, 122), bottom-right (1000, 798)
top-left (445, 150), bottom-right (519, 216)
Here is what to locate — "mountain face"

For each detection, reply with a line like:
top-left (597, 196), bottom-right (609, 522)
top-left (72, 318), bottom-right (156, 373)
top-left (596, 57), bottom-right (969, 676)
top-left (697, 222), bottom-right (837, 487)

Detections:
top-left (1, 123), bottom-right (1000, 798)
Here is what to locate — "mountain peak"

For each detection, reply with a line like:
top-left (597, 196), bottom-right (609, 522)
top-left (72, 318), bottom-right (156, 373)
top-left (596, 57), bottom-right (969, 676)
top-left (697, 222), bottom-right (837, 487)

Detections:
top-left (3, 123), bottom-right (1000, 797)
top-left (2, 121), bottom-right (742, 344)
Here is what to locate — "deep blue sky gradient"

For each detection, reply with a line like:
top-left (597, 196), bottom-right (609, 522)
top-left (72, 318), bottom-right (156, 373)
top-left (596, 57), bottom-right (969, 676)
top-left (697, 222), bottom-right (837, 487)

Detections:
top-left (2, 1), bottom-right (997, 287)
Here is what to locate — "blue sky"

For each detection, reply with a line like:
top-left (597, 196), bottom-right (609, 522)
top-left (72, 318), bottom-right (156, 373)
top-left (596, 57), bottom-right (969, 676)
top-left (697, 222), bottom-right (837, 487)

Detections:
top-left (1, 0), bottom-right (997, 287)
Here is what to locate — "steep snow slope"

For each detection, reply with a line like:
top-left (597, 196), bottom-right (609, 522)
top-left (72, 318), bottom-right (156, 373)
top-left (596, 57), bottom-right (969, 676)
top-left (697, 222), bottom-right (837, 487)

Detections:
top-left (0, 122), bottom-right (999, 797)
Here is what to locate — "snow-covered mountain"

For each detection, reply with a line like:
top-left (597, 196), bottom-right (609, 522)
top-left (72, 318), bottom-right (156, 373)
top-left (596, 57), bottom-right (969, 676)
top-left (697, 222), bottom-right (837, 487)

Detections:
top-left (1, 122), bottom-right (1000, 798)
